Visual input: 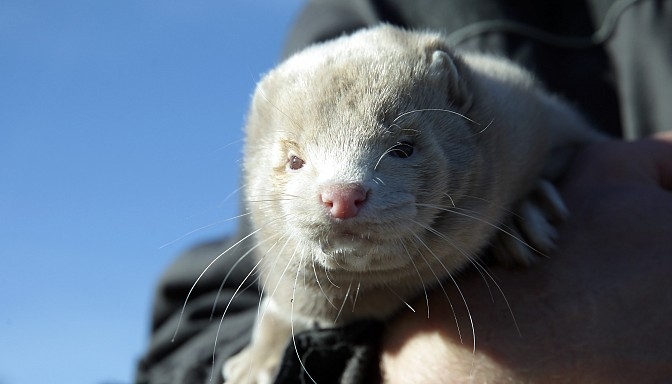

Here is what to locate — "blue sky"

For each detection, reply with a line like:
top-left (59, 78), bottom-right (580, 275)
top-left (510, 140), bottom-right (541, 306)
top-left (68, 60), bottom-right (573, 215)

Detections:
top-left (0, 1), bottom-right (304, 383)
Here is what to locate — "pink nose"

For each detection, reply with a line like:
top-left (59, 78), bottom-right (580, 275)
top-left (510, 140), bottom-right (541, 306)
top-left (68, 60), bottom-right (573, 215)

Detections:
top-left (320, 183), bottom-right (369, 219)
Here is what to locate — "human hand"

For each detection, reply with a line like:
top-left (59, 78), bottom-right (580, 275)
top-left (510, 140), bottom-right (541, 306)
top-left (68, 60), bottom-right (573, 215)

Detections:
top-left (380, 133), bottom-right (672, 383)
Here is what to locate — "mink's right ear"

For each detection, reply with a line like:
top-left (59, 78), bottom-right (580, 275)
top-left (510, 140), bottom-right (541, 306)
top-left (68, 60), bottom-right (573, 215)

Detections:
top-left (428, 49), bottom-right (473, 112)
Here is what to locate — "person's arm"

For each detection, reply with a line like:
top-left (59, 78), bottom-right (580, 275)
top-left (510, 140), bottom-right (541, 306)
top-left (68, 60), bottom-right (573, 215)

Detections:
top-left (380, 132), bottom-right (672, 383)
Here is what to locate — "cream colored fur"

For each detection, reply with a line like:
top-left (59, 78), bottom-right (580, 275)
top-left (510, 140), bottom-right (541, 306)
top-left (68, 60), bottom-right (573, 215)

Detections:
top-left (223, 25), bottom-right (600, 383)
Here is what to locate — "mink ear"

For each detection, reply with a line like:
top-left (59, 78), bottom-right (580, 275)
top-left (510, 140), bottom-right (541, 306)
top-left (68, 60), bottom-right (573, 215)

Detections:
top-left (428, 50), bottom-right (473, 112)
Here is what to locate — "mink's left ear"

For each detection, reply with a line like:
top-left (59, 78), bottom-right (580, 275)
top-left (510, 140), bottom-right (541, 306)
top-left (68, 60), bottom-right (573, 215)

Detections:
top-left (428, 49), bottom-right (473, 112)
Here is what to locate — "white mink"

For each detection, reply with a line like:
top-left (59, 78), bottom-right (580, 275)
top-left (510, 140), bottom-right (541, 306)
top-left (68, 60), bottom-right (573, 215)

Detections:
top-left (223, 25), bottom-right (601, 384)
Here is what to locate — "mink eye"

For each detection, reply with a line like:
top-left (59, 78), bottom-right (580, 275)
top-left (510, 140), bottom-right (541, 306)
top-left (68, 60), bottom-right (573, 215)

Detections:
top-left (288, 155), bottom-right (305, 170)
top-left (389, 141), bottom-right (415, 158)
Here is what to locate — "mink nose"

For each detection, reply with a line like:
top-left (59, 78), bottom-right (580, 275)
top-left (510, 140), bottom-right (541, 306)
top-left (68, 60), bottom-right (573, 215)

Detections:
top-left (320, 183), bottom-right (369, 219)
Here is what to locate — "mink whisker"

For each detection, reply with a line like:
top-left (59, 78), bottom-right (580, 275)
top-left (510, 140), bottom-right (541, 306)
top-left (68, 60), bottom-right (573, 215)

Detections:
top-left (416, 203), bottom-right (545, 256)
top-left (392, 108), bottom-right (480, 125)
top-left (312, 257), bottom-right (339, 309)
top-left (351, 280), bottom-right (361, 312)
top-left (209, 235), bottom-right (269, 320)
top-left (290, 255), bottom-right (319, 384)
top-left (401, 241), bottom-right (430, 318)
top-left (211, 251), bottom-right (266, 382)
top-left (172, 228), bottom-right (261, 342)
top-left (410, 219), bottom-right (477, 351)
top-left (159, 212), bottom-right (252, 250)
top-left (410, 233), bottom-right (464, 342)
top-left (334, 278), bottom-right (353, 324)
